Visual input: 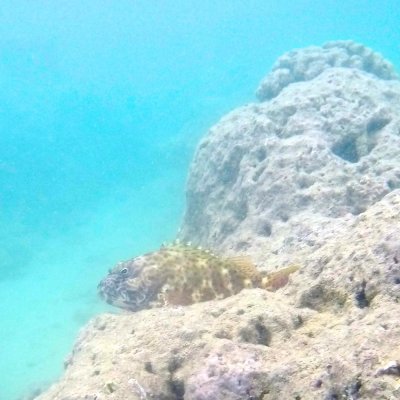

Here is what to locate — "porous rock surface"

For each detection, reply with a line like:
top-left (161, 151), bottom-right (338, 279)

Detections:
top-left (256, 40), bottom-right (398, 100)
top-left (36, 41), bottom-right (400, 400)
top-left (180, 42), bottom-right (400, 264)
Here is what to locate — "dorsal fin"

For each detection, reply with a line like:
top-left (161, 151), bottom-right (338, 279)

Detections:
top-left (261, 264), bottom-right (299, 291)
top-left (227, 255), bottom-right (254, 267)
top-left (227, 256), bottom-right (261, 279)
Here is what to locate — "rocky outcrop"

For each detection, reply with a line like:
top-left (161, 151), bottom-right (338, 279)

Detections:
top-left (180, 46), bottom-right (400, 263)
top-left (256, 40), bottom-right (398, 101)
top-left (36, 190), bottom-right (400, 400)
top-left (36, 42), bottom-right (400, 400)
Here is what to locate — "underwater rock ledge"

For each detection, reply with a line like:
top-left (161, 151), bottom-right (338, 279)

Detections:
top-left (36, 41), bottom-right (400, 400)
top-left (180, 42), bottom-right (400, 261)
top-left (36, 191), bottom-right (400, 400)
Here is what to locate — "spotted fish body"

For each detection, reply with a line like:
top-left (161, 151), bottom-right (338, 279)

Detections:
top-left (98, 243), bottom-right (298, 312)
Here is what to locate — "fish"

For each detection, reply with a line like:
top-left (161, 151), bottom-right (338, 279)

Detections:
top-left (97, 242), bottom-right (299, 312)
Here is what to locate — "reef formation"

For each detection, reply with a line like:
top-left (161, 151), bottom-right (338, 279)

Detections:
top-left (36, 41), bottom-right (400, 399)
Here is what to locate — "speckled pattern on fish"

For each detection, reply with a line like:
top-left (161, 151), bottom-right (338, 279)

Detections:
top-left (98, 242), bottom-right (299, 311)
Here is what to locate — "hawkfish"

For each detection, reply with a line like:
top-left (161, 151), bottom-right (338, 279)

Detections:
top-left (98, 242), bottom-right (299, 312)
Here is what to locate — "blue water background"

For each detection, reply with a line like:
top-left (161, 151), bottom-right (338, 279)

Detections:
top-left (0, 1), bottom-right (399, 399)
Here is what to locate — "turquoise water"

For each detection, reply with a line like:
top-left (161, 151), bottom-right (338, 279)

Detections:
top-left (0, 1), bottom-right (399, 399)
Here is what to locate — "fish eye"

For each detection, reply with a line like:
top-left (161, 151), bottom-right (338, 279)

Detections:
top-left (120, 268), bottom-right (128, 275)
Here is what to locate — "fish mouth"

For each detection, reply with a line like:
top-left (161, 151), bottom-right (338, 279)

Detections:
top-left (97, 275), bottom-right (149, 311)
top-left (97, 276), bottom-right (123, 303)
